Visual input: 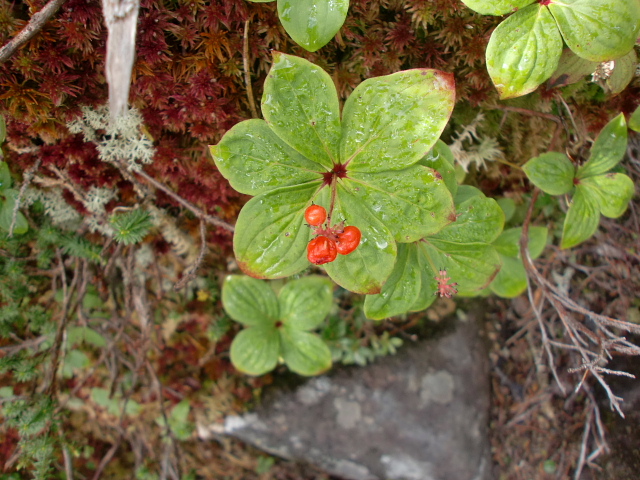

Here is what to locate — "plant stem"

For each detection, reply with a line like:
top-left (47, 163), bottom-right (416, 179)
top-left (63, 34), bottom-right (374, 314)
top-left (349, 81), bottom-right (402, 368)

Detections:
top-left (327, 176), bottom-right (338, 226)
top-left (243, 18), bottom-right (258, 119)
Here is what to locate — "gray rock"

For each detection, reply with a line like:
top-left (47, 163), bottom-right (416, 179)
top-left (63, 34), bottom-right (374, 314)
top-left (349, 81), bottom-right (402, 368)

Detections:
top-left (221, 316), bottom-right (493, 480)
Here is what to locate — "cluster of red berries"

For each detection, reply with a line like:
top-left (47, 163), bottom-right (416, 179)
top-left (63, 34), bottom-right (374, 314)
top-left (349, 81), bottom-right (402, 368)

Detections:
top-left (304, 205), bottom-right (362, 265)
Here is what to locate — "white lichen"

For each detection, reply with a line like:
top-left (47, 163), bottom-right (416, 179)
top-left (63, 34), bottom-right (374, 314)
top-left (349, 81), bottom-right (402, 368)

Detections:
top-left (448, 113), bottom-right (503, 172)
top-left (68, 105), bottom-right (155, 171)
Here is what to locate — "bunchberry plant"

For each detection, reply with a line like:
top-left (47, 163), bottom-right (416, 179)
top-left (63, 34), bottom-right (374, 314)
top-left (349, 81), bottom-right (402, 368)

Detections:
top-left (222, 275), bottom-right (334, 375)
top-left (364, 180), bottom-right (505, 320)
top-left (460, 0), bottom-right (640, 98)
top-left (523, 113), bottom-right (634, 249)
top-left (210, 52), bottom-right (456, 294)
top-left (246, 0), bottom-right (349, 52)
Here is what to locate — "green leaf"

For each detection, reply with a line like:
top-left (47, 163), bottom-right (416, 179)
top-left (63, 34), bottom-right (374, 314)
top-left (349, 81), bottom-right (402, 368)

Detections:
top-left (0, 161), bottom-right (11, 190)
top-left (548, 48), bottom-right (598, 88)
top-left (322, 186), bottom-right (397, 294)
top-left (62, 350), bottom-right (90, 378)
top-left (489, 254), bottom-right (528, 298)
top-left (492, 226), bottom-right (548, 259)
top-left (277, 0), bottom-right (349, 52)
top-left (91, 388), bottom-right (141, 416)
top-left (407, 253), bottom-right (438, 312)
top-left (262, 53), bottom-right (341, 167)
top-left (222, 276), bottom-right (280, 326)
top-left (341, 69), bottom-right (455, 173)
top-left (497, 198), bottom-right (516, 222)
top-left (577, 113), bottom-right (627, 178)
top-left (345, 165), bottom-right (455, 242)
top-left (110, 209), bottom-right (153, 245)
top-left (0, 386), bottom-right (13, 398)
top-left (523, 152), bottom-right (575, 195)
top-left (437, 192), bottom-right (504, 244)
top-left (233, 183), bottom-right (319, 279)
top-left (418, 140), bottom-right (458, 197)
top-left (630, 106), bottom-right (640, 133)
top-left (210, 119), bottom-right (323, 196)
top-left (0, 190), bottom-right (28, 235)
top-left (157, 400), bottom-right (192, 441)
top-left (66, 327), bottom-right (107, 348)
top-left (0, 115), bottom-right (5, 143)
top-left (561, 184), bottom-right (600, 249)
top-left (603, 49), bottom-right (637, 95)
top-left (460, 0), bottom-right (535, 16)
top-left (454, 185), bottom-right (483, 205)
top-left (549, 0), bottom-right (640, 62)
top-left (280, 326), bottom-right (332, 375)
top-left (486, 4), bottom-right (563, 99)
top-left (364, 244), bottom-right (422, 320)
top-left (489, 226), bottom-right (547, 298)
top-left (279, 276), bottom-right (333, 330)
top-left (581, 173), bottom-right (634, 219)
top-left (230, 326), bottom-right (280, 376)
top-left (418, 240), bottom-right (501, 295)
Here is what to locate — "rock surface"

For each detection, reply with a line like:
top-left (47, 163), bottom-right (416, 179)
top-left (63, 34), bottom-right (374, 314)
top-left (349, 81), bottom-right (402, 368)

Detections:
top-left (221, 316), bottom-right (493, 480)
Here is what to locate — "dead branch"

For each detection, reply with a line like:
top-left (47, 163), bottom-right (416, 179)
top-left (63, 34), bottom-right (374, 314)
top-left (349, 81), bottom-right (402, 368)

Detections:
top-left (173, 219), bottom-right (207, 290)
top-left (520, 187), bottom-right (638, 417)
top-left (0, 0), bottom-right (68, 64)
top-left (136, 169), bottom-right (235, 232)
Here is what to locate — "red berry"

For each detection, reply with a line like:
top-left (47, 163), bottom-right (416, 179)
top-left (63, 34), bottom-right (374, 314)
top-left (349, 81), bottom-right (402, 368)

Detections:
top-left (336, 226), bottom-right (361, 255)
top-left (307, 236), bottom-right (337, 265)
top-left (304, 204), bottom-right (327, 226)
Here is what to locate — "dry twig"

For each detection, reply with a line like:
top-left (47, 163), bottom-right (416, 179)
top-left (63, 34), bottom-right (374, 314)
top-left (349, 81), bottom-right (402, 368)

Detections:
top-left (520, 188), bottom-right (640, 418)
top-left (136, 169), bottom-right (235, 232)
top-left (0, 0), bottom-right (68, 64)
top-left (173, 219), bottom-right (208, 290)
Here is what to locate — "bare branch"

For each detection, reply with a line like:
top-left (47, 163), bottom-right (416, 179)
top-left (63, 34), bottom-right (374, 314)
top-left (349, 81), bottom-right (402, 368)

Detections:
top-left (136, 169), bottom-right (235, 232)
top-left (173, 219), bottom-right (208, 290)
top-left (521, 188), bottom-right (566, 394)
top-left (0, 0), bottom-right (68, 64)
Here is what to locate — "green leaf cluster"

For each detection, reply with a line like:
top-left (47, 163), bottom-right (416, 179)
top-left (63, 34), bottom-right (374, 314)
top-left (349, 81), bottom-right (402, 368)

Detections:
top-left (211, 53), bottom-right (456, 295)
top-left (364, 184), bottom-right (505, 319)
top-left (2, 395), bottom-right (57, 479)
top-left (246, 0), bottom-right (349, 52)
top-left (523, 113), bottom-right (633, 249)
top-left (462, 0), bottom-right (640, 98)
top-left (222, 275), bottom-right (334, 376)
top-left (110, 209), bottom-right (153, 245)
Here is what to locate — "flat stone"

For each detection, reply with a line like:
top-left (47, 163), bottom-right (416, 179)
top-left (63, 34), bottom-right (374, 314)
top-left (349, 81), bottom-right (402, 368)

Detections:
top-left (220, 315), bottom-right (493, 480)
